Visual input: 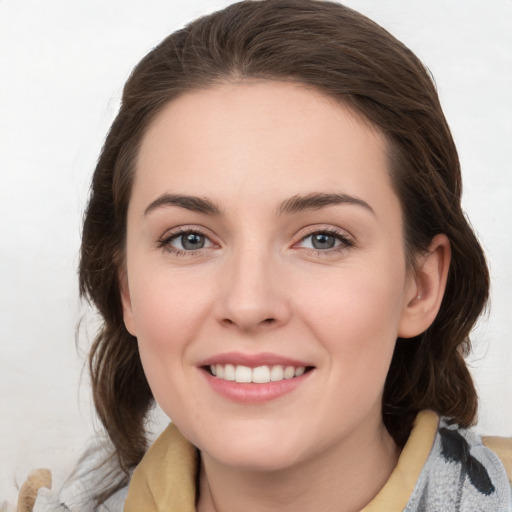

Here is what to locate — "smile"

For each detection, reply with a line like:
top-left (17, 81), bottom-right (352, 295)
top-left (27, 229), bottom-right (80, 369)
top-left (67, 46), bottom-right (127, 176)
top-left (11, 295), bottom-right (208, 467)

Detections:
top-left (210, 364), bottom-right (307, 383)
top-left (199, 352), bottom-right (314, 402)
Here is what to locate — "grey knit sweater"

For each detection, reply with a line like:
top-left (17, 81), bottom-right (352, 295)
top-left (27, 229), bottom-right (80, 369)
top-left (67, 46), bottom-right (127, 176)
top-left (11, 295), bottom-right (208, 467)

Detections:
top-left (403, 418), bottom-right (511, 511)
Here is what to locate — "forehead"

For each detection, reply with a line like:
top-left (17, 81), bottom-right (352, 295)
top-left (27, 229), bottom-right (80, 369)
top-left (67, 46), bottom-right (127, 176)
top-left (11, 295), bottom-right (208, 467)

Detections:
top-left (133, 80), bottom-right (398, 220)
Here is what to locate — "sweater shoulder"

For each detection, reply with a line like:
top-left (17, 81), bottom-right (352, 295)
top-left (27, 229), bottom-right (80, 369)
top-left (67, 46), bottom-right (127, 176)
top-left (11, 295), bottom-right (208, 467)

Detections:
top-left (17, 437), bottom-right (128, 512)
top-left (405, 419), bottom-right (512, 512)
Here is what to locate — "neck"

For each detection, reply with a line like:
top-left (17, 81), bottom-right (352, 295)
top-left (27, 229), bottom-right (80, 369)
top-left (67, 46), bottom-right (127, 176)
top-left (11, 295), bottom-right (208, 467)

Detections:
top-left (197, 418), bottom-right (399, 512)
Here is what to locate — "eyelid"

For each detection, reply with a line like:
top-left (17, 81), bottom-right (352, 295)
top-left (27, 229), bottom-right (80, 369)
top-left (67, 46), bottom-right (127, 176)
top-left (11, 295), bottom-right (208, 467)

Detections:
top-left (293, 225), bottom-right (355, 252)
top-left (157, 225), bottom-right (219, 254)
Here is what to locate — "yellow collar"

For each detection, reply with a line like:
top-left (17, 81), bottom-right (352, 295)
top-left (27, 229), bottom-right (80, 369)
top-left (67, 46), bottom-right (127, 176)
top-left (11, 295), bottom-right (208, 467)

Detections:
top-left (124, 410), bottom-right (439, 512)
top-left (124, 422), bottom-right (198, 511)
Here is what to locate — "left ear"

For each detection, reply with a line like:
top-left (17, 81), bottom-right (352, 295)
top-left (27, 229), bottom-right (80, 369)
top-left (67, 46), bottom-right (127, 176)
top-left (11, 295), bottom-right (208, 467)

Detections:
top-left (398, 234), bottom-right (451, 338)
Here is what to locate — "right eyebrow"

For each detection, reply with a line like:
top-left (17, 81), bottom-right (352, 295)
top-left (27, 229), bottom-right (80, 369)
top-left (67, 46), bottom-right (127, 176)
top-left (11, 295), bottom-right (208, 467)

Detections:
top-left (143, 193), bottom-right (222, 217)
top-left (277, 192), bottom-right (375, 216)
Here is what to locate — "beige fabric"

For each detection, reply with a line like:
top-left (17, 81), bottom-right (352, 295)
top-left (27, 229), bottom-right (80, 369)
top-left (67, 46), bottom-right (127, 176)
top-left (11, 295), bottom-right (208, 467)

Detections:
top-left (361, 410), bottom-right (439, 511)
top-left (125, 410), bottom-right (440, 511)
top-left (17, 468), bottom-right (52, 512)
top-left (483, 435), bottom-right (512, 485)
top-left (124, 424), bottom-right (198, 512)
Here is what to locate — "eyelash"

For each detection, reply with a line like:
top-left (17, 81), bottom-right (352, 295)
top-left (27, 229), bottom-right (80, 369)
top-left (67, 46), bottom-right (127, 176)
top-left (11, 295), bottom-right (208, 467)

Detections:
top-left (296, 227), bottom-right (355, 256)
top-left (157, 227), bottom-right (355, 257)
top-left (157, 228), bottom-right (214, 257)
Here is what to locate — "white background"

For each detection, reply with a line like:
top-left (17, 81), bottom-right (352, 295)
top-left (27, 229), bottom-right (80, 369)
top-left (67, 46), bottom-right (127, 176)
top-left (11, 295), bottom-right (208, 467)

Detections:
top-left (1, 0), bottom-right (511, 505)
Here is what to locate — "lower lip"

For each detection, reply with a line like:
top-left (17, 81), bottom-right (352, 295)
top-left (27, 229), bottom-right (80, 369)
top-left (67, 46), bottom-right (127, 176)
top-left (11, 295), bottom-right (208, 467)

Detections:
top-left (201, 369), bottom-right (312, 403)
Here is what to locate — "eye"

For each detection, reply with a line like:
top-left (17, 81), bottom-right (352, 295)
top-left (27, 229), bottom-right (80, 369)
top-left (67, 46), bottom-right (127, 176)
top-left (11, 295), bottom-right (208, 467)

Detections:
top-left (158, 229), bottom-right (215, 254)
top-left (303, 232), bottom-right (338, 250)
top-left (296, 229), bottom-right (354, 252)
top-left (174, 232), bottom-right (208, 250)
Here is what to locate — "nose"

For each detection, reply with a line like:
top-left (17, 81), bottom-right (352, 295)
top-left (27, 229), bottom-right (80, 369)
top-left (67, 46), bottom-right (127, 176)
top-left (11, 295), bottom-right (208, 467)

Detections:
top-left (214, 245), bottom-right (291, 333)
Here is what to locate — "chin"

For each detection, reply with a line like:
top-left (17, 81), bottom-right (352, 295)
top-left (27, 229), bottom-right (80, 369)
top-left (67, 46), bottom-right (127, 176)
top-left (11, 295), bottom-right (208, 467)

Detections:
top-left (207, 445), bottom-right (304, 473)
top-left (196, 425), bottom-right (309, 472)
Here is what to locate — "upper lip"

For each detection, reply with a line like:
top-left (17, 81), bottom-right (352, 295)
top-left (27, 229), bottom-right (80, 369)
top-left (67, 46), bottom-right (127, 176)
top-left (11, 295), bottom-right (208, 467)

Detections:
top-left (198, 352), bottom-right (313, 368)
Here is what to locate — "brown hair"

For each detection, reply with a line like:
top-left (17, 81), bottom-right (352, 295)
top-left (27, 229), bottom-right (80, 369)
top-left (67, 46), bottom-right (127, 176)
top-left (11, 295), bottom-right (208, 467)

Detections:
top-left (79, 0), bottom-right (489, 493)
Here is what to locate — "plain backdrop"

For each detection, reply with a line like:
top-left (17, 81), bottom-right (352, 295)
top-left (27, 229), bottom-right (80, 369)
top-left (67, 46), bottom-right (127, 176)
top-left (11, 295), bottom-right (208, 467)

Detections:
top-left (1, 0), bottom-right (511, 504)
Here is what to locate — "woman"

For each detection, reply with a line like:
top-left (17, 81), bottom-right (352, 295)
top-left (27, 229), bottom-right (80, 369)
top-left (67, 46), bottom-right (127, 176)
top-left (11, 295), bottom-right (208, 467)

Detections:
top-left (17, 0), bottom-right (512, 510)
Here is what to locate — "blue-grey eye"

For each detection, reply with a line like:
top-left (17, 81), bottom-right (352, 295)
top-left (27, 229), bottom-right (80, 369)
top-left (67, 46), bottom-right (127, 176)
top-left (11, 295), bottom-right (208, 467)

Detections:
top-left (311, 233), bottom-right (336, 249)
top-left (298, 230), bottom-right (351, 251)
top-left (180, 232), bottom-right (206, 250)
top-left (167, 231), bottom-right (213, 251)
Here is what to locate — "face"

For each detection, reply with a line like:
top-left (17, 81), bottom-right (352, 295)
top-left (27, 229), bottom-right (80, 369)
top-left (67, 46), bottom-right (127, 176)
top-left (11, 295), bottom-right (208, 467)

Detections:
top-left (122, 81), bottom-right (420, 472)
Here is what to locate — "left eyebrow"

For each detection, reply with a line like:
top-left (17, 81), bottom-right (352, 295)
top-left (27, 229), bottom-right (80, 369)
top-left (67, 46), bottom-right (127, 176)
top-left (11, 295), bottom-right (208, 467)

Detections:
top-left (277, 192), bottom-right (375, 216)
top-left (144, 193), bottom-right (223, 217)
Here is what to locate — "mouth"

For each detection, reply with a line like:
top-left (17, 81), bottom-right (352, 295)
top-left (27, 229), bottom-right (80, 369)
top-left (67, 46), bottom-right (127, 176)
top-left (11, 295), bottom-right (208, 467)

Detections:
top-left (205, 364), bottom-right (314, 383)
top-left (198, 352), bottom-right (315, 402)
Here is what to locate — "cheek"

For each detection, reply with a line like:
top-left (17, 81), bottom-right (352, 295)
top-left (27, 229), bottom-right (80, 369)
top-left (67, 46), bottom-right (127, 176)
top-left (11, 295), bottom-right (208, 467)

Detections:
top-left (127, 271), bottom-right (211, 392)
top-left (296, 265), bottom-right (406, 376)
top-left (129, 265), bottom-right (210, 340)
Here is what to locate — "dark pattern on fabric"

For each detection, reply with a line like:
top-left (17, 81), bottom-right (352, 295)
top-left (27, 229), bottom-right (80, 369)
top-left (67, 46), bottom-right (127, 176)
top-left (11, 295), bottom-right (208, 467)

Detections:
top-left (440, 427), bottom-right (495, 496)
top-left (404, 419), bottom-right (511, 512)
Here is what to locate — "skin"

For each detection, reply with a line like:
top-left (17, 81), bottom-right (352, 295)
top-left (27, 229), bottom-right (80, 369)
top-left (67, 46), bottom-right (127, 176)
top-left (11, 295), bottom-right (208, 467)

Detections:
top-left (121, 80), bottom-right (450, 512)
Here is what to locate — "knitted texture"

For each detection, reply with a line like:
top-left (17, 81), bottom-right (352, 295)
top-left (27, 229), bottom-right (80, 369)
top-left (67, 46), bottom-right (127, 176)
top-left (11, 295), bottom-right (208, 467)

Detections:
top-left (404, 419), bottom-right (512, 511)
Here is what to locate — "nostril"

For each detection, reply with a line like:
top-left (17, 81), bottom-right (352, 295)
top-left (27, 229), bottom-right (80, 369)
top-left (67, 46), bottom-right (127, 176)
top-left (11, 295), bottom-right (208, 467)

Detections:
top-left (218, 309), bottom-right (284, 330)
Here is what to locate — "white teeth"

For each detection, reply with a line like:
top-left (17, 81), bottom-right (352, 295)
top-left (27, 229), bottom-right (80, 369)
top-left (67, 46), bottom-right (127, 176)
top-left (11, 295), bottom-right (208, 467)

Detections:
top-left (270, 365), bottom-right (284, 381)
top-left (252, 366), bottom-right (271, 383)
top-left (235, 365), bottom-right (252, 383)
top-left (224, 364), bottom-right (236, 381)
top-left (294, 366), bottom-right (305, 377)
top-left (210, 364), bottom-right (308, 383)
top-left (284, 366), bottom-right (295, 379)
